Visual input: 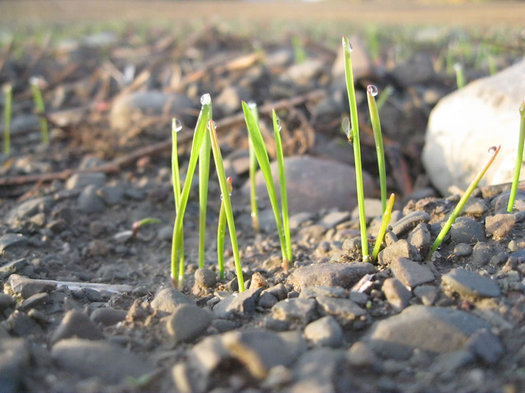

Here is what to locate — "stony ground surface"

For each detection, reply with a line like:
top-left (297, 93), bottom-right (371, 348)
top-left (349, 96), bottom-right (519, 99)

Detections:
top-left (1, 23), bottom-right (525, 393)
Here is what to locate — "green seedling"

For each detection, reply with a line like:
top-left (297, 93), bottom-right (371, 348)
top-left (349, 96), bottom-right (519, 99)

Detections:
top-left (171, 95), bottom-right (212, 288)
top-left (343, 36), bottom-right (369, 262)
top-left (372, 193), bottom-right (395, 261)
top-left (291, 35), bottom-right (307, 64)
top-left (3, 83), bottom-right (12, 156)
top-left (367, 84), bottom-right (387, 214)
top-left (29, 76), bottom-right (49, 145)
top-left (454, 63), bottom-right (466, 89)
top-left (242, 101), bottom-right (290, 271)
top-left (171, 118), bottom-right (185, 286)
top-left (132, 217), bottom-right (161, 238)
top-left (248, 102), bottom-right (260, 233)
top-left (208, 120), bottom-right (245, 292)
top-left (507, 101), bottom-right (525, 213)
top-left (429, 145), bottom-right (501, 259)
top-left (272, 110), bottom-right (293, 266)
top-left (198, 104), bottom-right (212, 269)
top-left (217, 176), bottom-right (233, 280)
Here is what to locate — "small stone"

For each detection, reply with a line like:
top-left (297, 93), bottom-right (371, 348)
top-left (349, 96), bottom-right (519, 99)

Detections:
top-left (316, 296), bottom-right (366, 324)
top-left (472, 242), bottom-right (501, 268)
top-left (289, 212), bottom-right (315, 229)
top-left (7, 274), bottom-right (55, 299)
top-left (407, 223), bottom-right (432, 256)
top-left (390, 258), bottom-right (435, 289)
top-left (347, 341), bottom-right (377, 367)
top-left (454, 243), bottom-right (473, 257)
top-left (430, 350), bottom-right (474, 375)
top-left (194, 268), bottom-right (217, 288)
top-left (288, 262), bottom-right (375, 291)
top-left (97, 185), bottom-right (125, 205)
top-left (450, 217), bottom-right (486, 244)
top-left (166, 304), bottom-right (213, 343)
top-left (19, 292), bottom-right (49, 311)
top-left (390, 211), bottom-right (431, 237)
top-left (485, 213), bottom-right (516, 240)
top-left (304, 316), bottom-right (343, 347)
top-left (6, 197), bottom-right (53, 226)
top-left (77, 185), bottom-right (106, 213)
top-left (150, 288), bottom-right (193, 315)
top-left (272, 298), bottom-right (317, 325)
top-left (262, 283), bottom-right (288, 301)
top-left (463, 197), bottom-right (488, 217)
top-left (0, 339), bottom-right (30, 393)
top-left (258, 292), bottom-right (278, 308)
top-left (413, 285), bottom-right (438, 306)
top-left (51, 310), bottom-right (104, 343)
top-left (300, 286), bottom-right (346, 299)
top-left (249, 272), bottom-right (268, 289)
top-left (442, 268), bottom-right (501, 298)
top-left (466, 329), bottom-right (504, 364)
top-left (90, 308), bottom-right (127, 326)
top-left (318, 211), bottom-right (350, 229)
top-left (0, 234), bottom-right (28, 253)
top-left (52, 338), bottom-right (154, 384)
top-left (66, 172), bottom-right (106, 190)
top-left (6, 310), bottom-right (42, 336)
top-left (213, 287), bottom-right (262, 319)
top-left (378, 240), bottom-right (421, 266)
top-left (382, 278), bottom-right (412, 311)
top-left (0, 294), bottom-right (16, 312)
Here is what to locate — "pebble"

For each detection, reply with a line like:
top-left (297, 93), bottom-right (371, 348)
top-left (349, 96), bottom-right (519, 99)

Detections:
top-left (450, 217), bottom-right (486, 244)
top-left (271, 298), bottom-right (317, 325)
top-left (442, 268), bottom-right (501, 298)
top-left (90, 307), bottom-right (127, 326)
top-left (51, 310), bottom-right (105, 343)
top-left (407, 223), bottom-right (432, 256)
top-left (413, 285), bottom-right (438, 306)
top-left (485, 213), bottom-right (516, 240)
top-left (0, 293), bottom-right (16, 312)
top-left (65, 172), bottom-right (106, 190)
top-left (97, 184), bottom-right (125, 205)
top-left (6, 196), bottom-right (53, 226)
top-left (318, 211), bottom-right (350, 229)
top-left (390, 258), bottom-right (435, 289)
top-left (493, 189), bottom-right (525, 212)
top-left (454, 243), bottom-right (473, 257)
top-left (390, 211), bottom-right (431, 237)
top-left (213, 287), bottom-right (262, 319)
top-left (378, 239), bottom-right (421, 266)
top-left (0, 339), bottom-right (30, 393)
top-left (0, 233), bottom-right (28, 253)
top-left (77, 184), bottom-right (106, 213)
top-left (316, 296), bottom-right (366, 324)
top-left (262, 283), bottom-right (288, 301)
top-left (7, 274), bottom-right (55, 299)
top-left (150, 288), bottom-right (193, 315)
top-left (194, 268), bottom-right (217, 288)
top-left (6, 310), bottom-right (43, 336)
top-left (19, 292), bottom-right (49, 311)
top-left (463, 197), bottom-right (488, 217)
top-left (51, 338), bottom-right (154, 384)
top-left (365, 305), bottom-right (491, 360)
top-left (472, 242), bottom-right (502, 268)
top-left (347, 341), bottom-right (377, 367)
top-left (300, 285), bottom-right (346, 299)
top-left (281, 59), bottom-right (324, 85)
top-left (304, 316), bottom-right (343, 347)
top-left (166, 304), bottom-right (213, 343)
top-left (289, 212), bottom-right (315, 229)
top-left (382, 278), bottom-right (412, 311)
top-left (288, 262), bottom-right (375, 291)
top-left (258, 292), bottom-right (278, 308)
top-left (466, 328), bottom-right (504, 364)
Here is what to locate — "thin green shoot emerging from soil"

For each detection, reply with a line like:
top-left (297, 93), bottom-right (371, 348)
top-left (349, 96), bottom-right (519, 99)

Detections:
top-left (372, 193), bottom-right (395, 261)
top-left (454, 63), bottom-right (466, 89)
top-left (217, 176), bottom-right (233, 280)
top-left (132, 217), bottom-right (161, 238)
top-left (272, 109), bottom-right (293, 266)
top-left (367, 84), bottom-right (387, 214)
top-left (242, 101), bottom-right (289, 271)
top-left (507, 101), bottom-right (525, 213)
top-left (3, 83), bottom-right (12, 156)
top-left (343, 36), bottom-right (369, 262)
top-left (208, 120), bottom-right (245, 292)
top-left (248, 102), bottom-right (260, 233)
top-left (30, 77), bottom-right (49, 145)
top-left (171, 118), bottom-right (185, 287)
top-left (429, 145), bottom-right (501, 259)
top-left (171, 96), bottom-right (212, 288)
top-left (199, 106), bottom-right (212, 268)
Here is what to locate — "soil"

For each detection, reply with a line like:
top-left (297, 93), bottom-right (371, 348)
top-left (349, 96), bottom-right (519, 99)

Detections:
top-left (1, 9), bottom-right (525, 393)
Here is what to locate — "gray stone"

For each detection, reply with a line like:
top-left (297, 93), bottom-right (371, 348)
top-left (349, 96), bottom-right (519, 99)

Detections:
top-left (166, 304), bottom-right (213, 343)
top-left (485, 213), bottom-right (516, 240)
top-left (242, 155), bottom-right (375, 215)
top-left (289, 212), bottom-right (315, 229)
top-left (318, 211), bottom-right (350, 229)
top-left (262, 283), bottom-right (288, 301)
top-left (463, 197), bottom-right (488, 217)
top-left (97, 185), bottom-right (125, 205)
top-left (77, 184), bottom-right (106, 213)
top-left (304, 316), bottom-right (343, 347)
top-left (51, 310), bottom-right (104, 343)
top-left (0, 234), bottom-right (28, 253)
top-left (65, 172), bottom-right (106, 190)
top-left (215, 85), bottom-right (250, 116)
top-left (110, 90), bottom-right (194, 130)
top-left (150, 288), bottom-right (193, 315)
top-left (0, 293), bottom-right (16, 312)
top-left (19, 292), bottom-right (49, 311)
top-left (90, 308), bottom-right (127, 326)
top-left (382, 278), bottom-right (412, 311)
top-left (466, 329), bottom-right (504, 364)
top-left (378, 240), bottom-right (421, 266)
top-left (347, 341), bottom-right (377, 367)
top-left (288, 262), bottom-right (375, 291)
top-left (0, 339), bottom-right (30, 393)
top-left (213, 287), bottom-right (262, 319)
top-left (390, 258), bottom-right (435, 289)
top-left (390, 211), bottom-right (431, 237)
top-left (194, 268), bottom-right (217, 288)
top-left (52, 338), bottom-right (153, 384)
top-left (442, 268), bottom-right (501, 298)
top-left (7, 274), bottom-right (56, 299)
top-left (413, 285), bottom-right (438, 306)
top-left (258, 292), bottom-right (278, 308)
top-left (430, 350), bottom-right (474, 375)
top-left (450, 217), bottom-right (486, 244)
top-left (407, 223), bottom-right (432, 256)
top-left (365, 305), bottom-right (491, 360)
top-left (6, 196), bottom-right (53, 225)
top-left (454, 243), bottom-right (473, 257)
top-left (272, 298), bottom-right (317, 325)
top-left (300, 286), bottom-right (346, 299)
top-left (224, 329), bottom-right (306, 379)
top-left (281, 59), bottom-right (324, 85)
top-left (423, 60), bottom-right (525, 195)
top-left (472, 242), bottom-right (501, 268)
top-left (493, 189), bottom-right (525, 212)
top-left (6, 310), bottom-right (42, 336)
top-left (316, 296), bottom-right (366, 324)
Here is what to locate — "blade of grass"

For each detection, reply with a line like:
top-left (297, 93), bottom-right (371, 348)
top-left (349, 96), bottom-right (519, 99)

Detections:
top-left (429, 145), bottom-right (501, 259)
top-left (507, 101), bottom-right (525, 213)
top-left (454, 63), bottom-right (466, 89)
top-left (171, 118), bottom-right (185, 287)
top-left (343, 36), bottom-right (369, 262)
top-left (272, 110), bottom-right (293, 267)
top-left (372, 193), bottom-right (395, 261)
top-left (209, 120), bottom-right (245, 292)
top-left (217, 176), bottom-right (232, 280)
top-left (198, 105), bottom-right (212, 269)
top-left (30, 77), bottom-right (48, 145)
top-left (3, 83), bottom-right (12, 156)
top-left (171, 96), bottom-right (212, 288)
top-left (248, 102), bottom-right (260, 233)
top-left (367, 84), bottom-right (387, 214)
top-left (242, 101), bottom-right (289, 270)
top-left (132, 217), bottom-right (161, 238)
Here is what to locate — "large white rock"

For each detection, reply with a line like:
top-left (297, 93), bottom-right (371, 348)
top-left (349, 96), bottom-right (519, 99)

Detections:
top-left (422, 59), bottom-right (525, 195)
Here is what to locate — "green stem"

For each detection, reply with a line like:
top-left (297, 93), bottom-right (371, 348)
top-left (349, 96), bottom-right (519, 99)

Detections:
top-left (367, 85), bottom-right (387, 214)
top-left (217, 177), bottom-right (232, 280)
top-left (248, 103), bottom-right (260, 233)
top-left (3, 84), bottom-right (12, 156)
top-left (198, 131), bottom-right (211, 269)
top-left (343, 36), bottom-right (369, 262)
top-left (171, 119), bottom-right (185, 287)
top-left (30, 78), bottom-right (48, 145)
top-left (507, 102), bottom-right (525, 213)
top-left (430, 145), bottom-right (501, 258)
top-left (372, 193), bottom-right (395, 261)
top-left (209, 120), bottom-right (245, 292)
